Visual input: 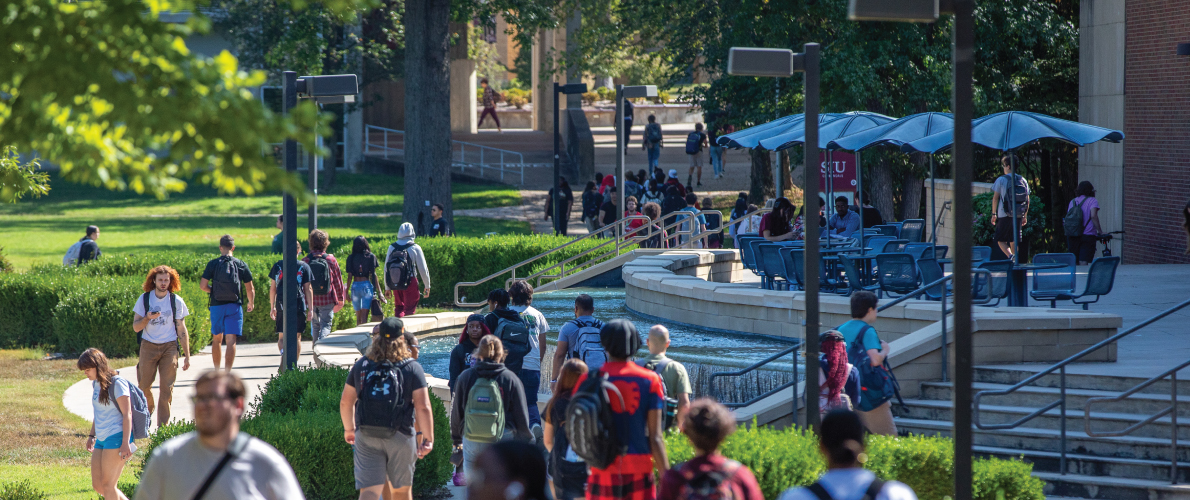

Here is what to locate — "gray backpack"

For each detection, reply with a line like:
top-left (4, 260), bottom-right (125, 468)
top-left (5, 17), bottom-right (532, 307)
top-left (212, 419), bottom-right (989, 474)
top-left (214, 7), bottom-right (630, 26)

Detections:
top-left (109, 376), bottom-right (152, 440)
top-left (1063, 197), bottom-right (1087, 237)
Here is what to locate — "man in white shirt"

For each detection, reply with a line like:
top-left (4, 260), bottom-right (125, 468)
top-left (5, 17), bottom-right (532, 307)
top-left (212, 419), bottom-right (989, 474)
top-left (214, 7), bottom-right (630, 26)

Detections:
top-left (507, 280), bottom-right (549, 439)
top-left (132, 265), bottom-right (191, 426)
top-left (135, 371), bottom-right (304, 500)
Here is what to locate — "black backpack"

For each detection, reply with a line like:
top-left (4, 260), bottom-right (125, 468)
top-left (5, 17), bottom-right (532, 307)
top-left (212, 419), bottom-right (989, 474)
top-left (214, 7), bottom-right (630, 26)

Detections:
top-left (209, 256), bottom-right (242, 303)
top-left (347, 252), bottom-right (377, 279)
top-left (646, 124), bottom-right (663, 145)
top-left (807, 478), bottom-right (885, 500)
top-left (494, 314), bottom-right (532, 373)
top-left (356, 359), bottom-right (413, 432)
top-left (998, 174), bottom-right (1030, 218)
top-left (385, 243), bottom-right (415, 290)
top-left (662, 184), bottom-right (686, 216)
top-left (307, 254), bottom-right (332, 296)
top-left (635, 357), bottom-right (680, 430)
top-left (685, 131), bottom-right (703, 154)
top-left (134, 291), bottom-right (178, 346)
top-left (565, 370), bottom-right (627, 470)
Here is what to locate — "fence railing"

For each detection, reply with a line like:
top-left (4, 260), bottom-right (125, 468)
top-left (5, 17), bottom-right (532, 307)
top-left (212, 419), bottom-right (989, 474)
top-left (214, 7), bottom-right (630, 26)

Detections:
top-left (364, 124), bottom-right (528, 184)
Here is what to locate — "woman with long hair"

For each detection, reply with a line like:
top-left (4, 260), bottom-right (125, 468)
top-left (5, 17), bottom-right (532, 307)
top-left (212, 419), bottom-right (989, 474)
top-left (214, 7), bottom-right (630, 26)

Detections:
top-left (1066, 181), bottom-right (1104, 265)
top-left (345, 236), bottom-right (386, 326)
top-left (639, 202), bottom-right (670, 249)
top-left (761, 197), bottom-right (796, 242)
top-left (80, 348), bottom-right (135, 500)
top-left (542, 359), bottom-right (589, 500)
top-left (729, 192), bottom-right (749, 246)
top-left (451, 335), bottom-right (533, 482)
top-left (818, 331), bottom-right (859, 415)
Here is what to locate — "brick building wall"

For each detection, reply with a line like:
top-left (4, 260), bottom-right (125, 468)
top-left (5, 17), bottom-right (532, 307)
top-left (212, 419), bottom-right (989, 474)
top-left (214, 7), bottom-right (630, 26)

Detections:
top-left (1123, 0), bottom-right (1190, 263)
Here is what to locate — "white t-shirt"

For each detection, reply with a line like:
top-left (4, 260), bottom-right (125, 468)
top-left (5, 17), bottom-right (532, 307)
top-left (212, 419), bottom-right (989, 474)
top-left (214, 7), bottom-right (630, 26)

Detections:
top-left (132, 292), bottom-right (190, 344)
top-left (134, 431), bottom-right (305, 500)
top-left (93, 376), bottom-right (132, 440)
top-left (509, 304), bottom-right (549, 372)
top-left (778, 469), bottom-right (917, 500)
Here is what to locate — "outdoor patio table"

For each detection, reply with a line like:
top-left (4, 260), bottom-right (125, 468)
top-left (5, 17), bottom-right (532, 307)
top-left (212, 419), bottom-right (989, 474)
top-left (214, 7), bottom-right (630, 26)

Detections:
top-left (844, 252), bottom-right (883, 286)
top-left (1007, 263), bottom-right (1065, 307)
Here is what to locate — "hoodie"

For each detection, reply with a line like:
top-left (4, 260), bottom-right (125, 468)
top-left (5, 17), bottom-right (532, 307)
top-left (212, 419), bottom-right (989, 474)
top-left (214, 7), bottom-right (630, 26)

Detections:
top-left (449, 322), bottom-right (491, 392)
top-left (385, 222), bottom-right (431, 290)
top-left (450, 360), bottom-right (533, 446)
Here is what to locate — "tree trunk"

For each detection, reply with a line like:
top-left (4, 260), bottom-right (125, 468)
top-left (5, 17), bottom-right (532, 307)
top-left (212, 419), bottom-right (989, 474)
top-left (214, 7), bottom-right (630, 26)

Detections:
top-left (870, 159), bottom-right (896, 222)
top-left (778, 150), bottom-right (791, 197)
top-left (1045, 148), bottom-right (1060, 236)
top-left (403, 0), bottom-right (453, 234)
top-left (899, 155), bottom-right (925, 220)
top-left (748, 148), bottom-right (773, 205)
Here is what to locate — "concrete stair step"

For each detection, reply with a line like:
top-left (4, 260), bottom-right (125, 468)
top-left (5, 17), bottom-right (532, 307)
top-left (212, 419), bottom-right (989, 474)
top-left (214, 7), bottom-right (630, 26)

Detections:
top-left (974, 366), bottom-right (1190, 397)
top-left (894, 418), bottom-right (1190, 462)
top-left (975, 445), bottom-right (1190, 483)
top-left (1033, 471), bottom-right (1190, 500)
top-left (897, 399), bottom-right (1183, 440)
top-left (919, 381), bottom-right (1190, 417)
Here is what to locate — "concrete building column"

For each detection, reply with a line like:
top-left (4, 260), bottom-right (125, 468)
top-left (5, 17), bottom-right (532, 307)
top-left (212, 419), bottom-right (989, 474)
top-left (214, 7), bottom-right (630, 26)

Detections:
top-left (1078, 0), bottom-right (1125, 257)
top-left (450, 22), bottom-right (477, 134)
top-left (533, 28), bottom-right (561, 133)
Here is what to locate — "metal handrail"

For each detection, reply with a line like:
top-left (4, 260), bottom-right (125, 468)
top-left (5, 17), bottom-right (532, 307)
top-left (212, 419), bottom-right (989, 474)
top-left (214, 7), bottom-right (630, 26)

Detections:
top-left (685, 208), bottom-right (772, 247)
top-left (1084, 358), bottom-right (1187, 484)
top-left (365, 124), bottom-right (529, 184)
top-left (709, 342), bottom-right (801, 408)
top-left (973, 296), bottom-right (1190, 477)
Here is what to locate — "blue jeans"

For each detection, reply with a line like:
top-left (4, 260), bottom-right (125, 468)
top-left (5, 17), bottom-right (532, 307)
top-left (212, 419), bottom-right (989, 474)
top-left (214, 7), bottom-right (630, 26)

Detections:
top-left (311, 304), bottom-right (335, 343)
top-left (710, 145), bottom-right (724, 177)
top-left (518, 369), bottom-right (541, 426)
top-left (646, 144), bottom-right (661, 169)
top-left (351, 281), bottom-right (375, 311)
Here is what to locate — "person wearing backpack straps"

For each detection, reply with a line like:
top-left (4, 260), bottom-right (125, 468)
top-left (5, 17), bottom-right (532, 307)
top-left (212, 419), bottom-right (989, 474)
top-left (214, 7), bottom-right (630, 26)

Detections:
top-left (1065, 181), bottom-right (1103, 265)
top-left (508, 280), bottom-right (550, 435)
top-left (638, 325), bottom-right (691, 430)
top-left (483, 288), bottom-right (534, 376)
top-left (80, 348), bottom-right (137, 500)
top-left (642, 114), bottom-right (665, 170)
top-left (340, 318), bottom-right (435, 500)
top-left (384, 222), bottom-right (431, 318)
top-left (135, 370), bottom-right (304, 500)
top-left (685, 122), bottom-right (708, 187)
top-left (303, 229), bottom-right (346, 344)
top-left (542, 359), bottom-right (590, 500)
top-left (63, 224), bottom-right (102, 266)
top-left (132, 265), bottom-right (191, 427)
top-left (450, 335), bottom-right (533, 482)
top-left (268, 241), bottom-right (314, 358)
top-left (658, 398), bottom-right (763, 500)
top-left (200, 235), bottom-right (255, 371)
top-left (835, 291), bottom-right (896, 436)
top-left (990, 154), bottom-right (1031, 261)
top-left (346, 236), bottom-right (387, 326)
top-left (777, 411), bottom-right (917, 500)
top-left (551, 294), bottom-right (607, 385)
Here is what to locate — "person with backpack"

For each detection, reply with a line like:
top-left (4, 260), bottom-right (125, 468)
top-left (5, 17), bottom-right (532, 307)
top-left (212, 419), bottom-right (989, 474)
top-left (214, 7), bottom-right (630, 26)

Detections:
top-left (676, 193), bottom-right (707, 248)
top-left (658, 398), bottom-right (764, 500)
top-left (64, 225), bottom-right (102, 266)
top-left (268, 241), bottom-right (314, 358)
top-left (484, 289), bottom-right (533, 376)
top-left (642, 114), bottom-right (665, 170)
top-left (303, 229), bottom-right (346, 344)
top-left (708, 121), bottom-right (727, 180)
top-left (641, 179), bottom-right (666, 208)
top-left (818, 331), bottom-right (860, 416)
top-left (81, 348), bottom-right (141, 500)
top-left (664, 169), bottom-right (687, 201)
top-left (385, 222), bottom-right (431, 318)
top-left (346, 236), bottom-right (387, 326)
top-left (837, 291), bottom-right (896, 435)
top-left (638, 325), bottom-right (690, 430)
top-left (990, 154), bottom-right (1030, 261)
top-left (567, 319), bottom-right (669, 500)
top-left (1065, 181), bottom-right (1103, 265)
top-left (777, 411), bottom-right (917, 500)
top-left (685, 123), bottom-right (709, 187)
top-left (623, 173), bottom-right (643, 204)
top-left (551, 294), bottom-right (606, 383)
top-left (451, 335), bottom-right (533, 481)
top-left (581, 181), bottom-right (602, 234)
top-left (599, 186), bottom-right (619, 238)
top-left (638, 202), bottom-right (670, 249)
top-left (508, 280), bottom-right (550, 432)
top-left (340, 318), bottom-right (435, 500)
top-left (542, 359), bottom-right (589, 500)
top-left (133, 265), bottom-right (191, 426)
top-left (200, 235), bottom-right (255, 371)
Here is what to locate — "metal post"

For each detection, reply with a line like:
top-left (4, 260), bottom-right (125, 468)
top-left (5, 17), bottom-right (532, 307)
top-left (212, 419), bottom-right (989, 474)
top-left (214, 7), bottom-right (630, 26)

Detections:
top-left (930, 155), bottom-right (936, 246)
top-left (308, 122), bottom-right (318, 233)
top-left (774, 79), bottom-right (780, 197)
top-left (951, 1), bottom-right (976, 496)
top-left (803, 43), bottom-right (821, 432)
top-left (856, 150), bottom-right (864, 231)
top-left (616, 85), bottom-right (625, 241)
top-left (282, 71), bottom-right (300, 371)
top-left (1060, 366), bottom-right (1067, 474)
top-left (1171, 372), bottom-right (1178, 485)
top-left (553, 83), bottom-right (562, 236)
top-left (1010, 152), bottom-right (1020, 263)
top-left (940, 278), bottom-right (948, 382)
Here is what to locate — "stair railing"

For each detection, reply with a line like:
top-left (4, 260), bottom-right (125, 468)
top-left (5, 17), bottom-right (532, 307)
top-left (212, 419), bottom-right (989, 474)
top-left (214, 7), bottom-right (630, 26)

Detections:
top-left (973, 296), bottom-right (1190, 478)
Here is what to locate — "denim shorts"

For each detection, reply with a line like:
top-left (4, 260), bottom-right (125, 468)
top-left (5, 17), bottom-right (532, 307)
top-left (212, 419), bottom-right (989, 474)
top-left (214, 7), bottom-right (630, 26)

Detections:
top-left (351, 281), bottom-right (375, 311)
top-left (95, 431), bottom-right (133, 450)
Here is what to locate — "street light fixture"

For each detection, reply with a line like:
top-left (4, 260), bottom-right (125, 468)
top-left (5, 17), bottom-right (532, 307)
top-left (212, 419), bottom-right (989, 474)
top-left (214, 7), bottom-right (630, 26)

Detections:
top-left (281, 71), bottom-right (358, 371)
top-left (553, 82), bottom-right (588, 235)
top-left (727, 44), bottom-right (822, 432)
top-left (616, 85), bottom-right (657, 237)
top-left (848, 0), bottom-right (940, 22)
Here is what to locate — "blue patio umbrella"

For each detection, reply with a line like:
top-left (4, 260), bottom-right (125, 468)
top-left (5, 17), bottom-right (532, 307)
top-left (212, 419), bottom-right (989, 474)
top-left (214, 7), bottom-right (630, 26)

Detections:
top-left (715, 113), bottom-right (844, 149)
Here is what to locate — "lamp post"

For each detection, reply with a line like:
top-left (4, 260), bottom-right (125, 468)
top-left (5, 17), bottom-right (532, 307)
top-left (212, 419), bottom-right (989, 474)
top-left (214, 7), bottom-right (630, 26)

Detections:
top-left (727, 44), bottom-right (821, 432)
top-left (553, 82), bottom-right (589, 235)
top-left (616, 85), bottom-right (658, 238)
top-left (281, 72), bottom-right (358, 371)
top-left (847, 0), bottom-right (973, 497)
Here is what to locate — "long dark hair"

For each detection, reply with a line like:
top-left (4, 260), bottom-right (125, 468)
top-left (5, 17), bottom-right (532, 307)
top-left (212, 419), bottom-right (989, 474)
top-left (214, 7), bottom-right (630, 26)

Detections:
top-left (1076, 181), bottom-right (1096, 198)
top-left (584, 181), bottom-right (596, 193)
top-left (351, 235), bottom-right (372, 255)
top-left (770, 197), bottom-right (795, 227)
top-left (543, 359), bottom-right (588, 424)
top-left (733, 193), bottom-right (748, 218)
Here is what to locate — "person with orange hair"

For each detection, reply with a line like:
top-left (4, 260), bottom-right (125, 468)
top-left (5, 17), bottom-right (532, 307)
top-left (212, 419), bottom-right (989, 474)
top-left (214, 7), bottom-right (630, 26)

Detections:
top-left (132, 265), bottom-right (191, 426)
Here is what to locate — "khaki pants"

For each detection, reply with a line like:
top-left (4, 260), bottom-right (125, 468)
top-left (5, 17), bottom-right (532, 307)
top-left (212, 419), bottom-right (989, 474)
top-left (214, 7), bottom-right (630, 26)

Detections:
top-left (858, 401), bottom-right (897, 436)
top-left (138, 340), bottom-right (178, 426)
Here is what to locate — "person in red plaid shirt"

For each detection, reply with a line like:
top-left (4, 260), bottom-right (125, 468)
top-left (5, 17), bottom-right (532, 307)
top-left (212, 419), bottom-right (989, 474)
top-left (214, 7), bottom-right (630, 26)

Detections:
top-left (303, 229), bottom-right (345, 344)
top-left (573, 319), bottom-right (670, 500)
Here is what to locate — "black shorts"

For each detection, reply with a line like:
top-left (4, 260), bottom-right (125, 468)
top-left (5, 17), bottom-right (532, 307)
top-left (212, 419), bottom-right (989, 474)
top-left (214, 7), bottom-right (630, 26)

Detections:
top-left (275, 309), bottom-right (308, 335)
top-left (994, 216), bottom-right (1021, 243)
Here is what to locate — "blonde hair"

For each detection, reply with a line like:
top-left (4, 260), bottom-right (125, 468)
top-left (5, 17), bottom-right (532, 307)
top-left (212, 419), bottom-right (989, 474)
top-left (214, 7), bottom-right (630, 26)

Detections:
top-left (366, 331), bottom-right (412, 363)
top-left (473, 334), bottom-right (506, 363)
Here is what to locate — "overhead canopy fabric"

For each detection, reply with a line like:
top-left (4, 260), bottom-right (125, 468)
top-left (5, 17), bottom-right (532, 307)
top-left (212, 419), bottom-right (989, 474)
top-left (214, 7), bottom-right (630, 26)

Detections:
top-left (827, 112), bottom-right (954, 151)
top-left (715, 113), bottom-right (844, 149)
top-left (759, 111), bottom-right (896, 151)
top-left (901, 111), bottom-right (1126, 154)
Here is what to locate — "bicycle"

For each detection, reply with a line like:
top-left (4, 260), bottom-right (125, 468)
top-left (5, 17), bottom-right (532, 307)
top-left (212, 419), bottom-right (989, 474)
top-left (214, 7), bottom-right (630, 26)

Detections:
top-left (1095, 230), bottom-right (1124, 257)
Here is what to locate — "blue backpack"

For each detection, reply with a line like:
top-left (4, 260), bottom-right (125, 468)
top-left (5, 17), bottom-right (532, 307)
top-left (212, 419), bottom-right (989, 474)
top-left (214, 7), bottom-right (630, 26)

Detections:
top-left (844, 325), bottom-right (904, 412)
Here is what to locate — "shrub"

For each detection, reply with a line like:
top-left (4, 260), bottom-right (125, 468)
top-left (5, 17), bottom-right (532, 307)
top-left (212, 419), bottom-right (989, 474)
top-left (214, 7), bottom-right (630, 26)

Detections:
top-left (414, 392), bottom-right (453, 494)
top-left (242, 410), bottom-right (357, 500)
top-left (0, 247), bottom-right (11, 273)
top-left (0, 273), bottom-right (79, 349)
top-left (250, 365), bottom-right (349, 416)
top-left (0, 480), bottom-right (49, 500)
top-left (581, 91), bottom-right (599, 106)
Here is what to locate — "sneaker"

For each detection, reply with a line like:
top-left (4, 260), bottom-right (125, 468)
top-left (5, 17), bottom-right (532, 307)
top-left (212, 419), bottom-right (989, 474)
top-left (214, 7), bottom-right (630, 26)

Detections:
top-left (531, 423), bottom-right (544, 442)
top-left (697, 182), bottom-right (703, 187)
top-left (452, 471), bottom-right (466, 486)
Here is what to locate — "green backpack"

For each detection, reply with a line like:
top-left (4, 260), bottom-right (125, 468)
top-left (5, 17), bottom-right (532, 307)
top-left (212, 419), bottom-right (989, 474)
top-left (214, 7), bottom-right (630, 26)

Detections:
top-left (1063, 197), bottom-right (1086, 237)
top-left (463, 377), bottom-right (505, 443)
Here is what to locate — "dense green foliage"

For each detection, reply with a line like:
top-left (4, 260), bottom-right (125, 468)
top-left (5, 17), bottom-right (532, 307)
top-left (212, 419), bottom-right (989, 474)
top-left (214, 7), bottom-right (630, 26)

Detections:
top-left (0, 480), bottom-right (48, 500)
top-left (138, 366), bottom-right (453, 499)
top-left (665, 424), bottom-right (1045, 500)
top-left (972, 192), bottom-right (1052, 257)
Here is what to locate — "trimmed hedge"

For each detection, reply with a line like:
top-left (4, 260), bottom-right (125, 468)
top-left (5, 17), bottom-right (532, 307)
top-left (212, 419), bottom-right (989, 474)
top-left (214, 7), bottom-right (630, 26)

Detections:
top-left (665, 423), bottom-right (1045, 500)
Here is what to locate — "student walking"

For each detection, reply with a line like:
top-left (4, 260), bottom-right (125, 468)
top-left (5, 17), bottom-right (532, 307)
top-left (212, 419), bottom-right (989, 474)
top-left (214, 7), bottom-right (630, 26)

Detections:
top-left (990, 154), bottom-right (1030, 261)
top-left (641, 180), bottom-right (665, 208)
top-left (468, 441), bottom-right (550, 500)
top-left (642, 115), bottom-right (664, 170)
top-left (638, 325), bottom-right (691, 429)
top-left (65, 225), bottom-right (102, 266)
top-left (200, 235), bottom-right (254, 371)
top-left (304, 229), bottom-right (346, 343)
top-left (479, 79), bottom-right (503, 132)
top-left (81, 348), bottom-right (137, 500)
top-left (777, 411), bottom-right (917, 500)
top-left (508, 280), bottom-right (549, 432)
top-left (582, 181), bottom-right (602, 233)
top-left (708, 122), bottom-right (726, 180)
top-left (837, 292), bottom-right (896, 435)
top-left (658, 399), bottom-right (764, 500)
top-left (484, 289), bottom-right (533, 376)
top-left (451, 335), bottom-right (533, 481)
top-left (428, 204), bottom-right (450, 237)
top-left (677, 193), bottom-right (707, 248)
top-left (685, 123), bottom-right (709, 187)
top-left (385, 222), bottom-right (431, 317)
top-left (340, 318), bottom-right (435, 500)
top-left (269, 241), bottom-right (314, 358)
top-left (542, 359), bottom-right (589, 500)
top-left (271, 215), bottom-right (284, 254)
top-left (133, 265), bottom-right (191, 426)
top-left (638, 202), bottom-right (670, 249)
top-left (819, 331), bottom-right (860, 415)
top-left (599, 186), bottom-right (619, 238)
top-left (1065, 181), bottom-right (1103, 264)
top-left (134, 371), bottom-right (304, 500)
top-left (449, 314), bottom-right (490, 393)
top-left (346, 236), bottom-right (386, 326)
top-left (552, 294), bottom-right (605, 380)
top-left (545, 177), bottom-right (575, 236)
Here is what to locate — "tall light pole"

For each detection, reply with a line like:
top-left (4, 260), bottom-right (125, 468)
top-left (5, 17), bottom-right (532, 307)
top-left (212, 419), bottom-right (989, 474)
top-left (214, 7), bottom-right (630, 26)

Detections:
top-left (848, 0), bottom-right (973, 496)
top-left (553, 82), bottom-right (588, 235)
top-left (616, 85), bottom-right (658, 238)
top-left (727, 44), bottom-right (821, 432)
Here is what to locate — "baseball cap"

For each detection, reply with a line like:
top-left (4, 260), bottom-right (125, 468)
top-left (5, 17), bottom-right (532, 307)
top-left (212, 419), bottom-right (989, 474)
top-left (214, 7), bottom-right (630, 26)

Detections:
top-left (378, 317), bottom-right (404, 339)
top-left (668, 169), bottom-right (678, 179)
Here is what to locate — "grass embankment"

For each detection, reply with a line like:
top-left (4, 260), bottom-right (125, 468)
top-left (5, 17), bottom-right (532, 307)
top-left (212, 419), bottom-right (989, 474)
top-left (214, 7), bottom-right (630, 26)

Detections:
top-left (0, 349), bottom-right (140, 499)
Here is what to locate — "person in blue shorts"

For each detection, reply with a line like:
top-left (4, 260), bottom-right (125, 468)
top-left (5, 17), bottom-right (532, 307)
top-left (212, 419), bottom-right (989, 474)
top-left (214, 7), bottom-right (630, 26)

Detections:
top-left (80, 348), bottom-right (136, 500)
top-left (200, 235), bottom-right (255, 371)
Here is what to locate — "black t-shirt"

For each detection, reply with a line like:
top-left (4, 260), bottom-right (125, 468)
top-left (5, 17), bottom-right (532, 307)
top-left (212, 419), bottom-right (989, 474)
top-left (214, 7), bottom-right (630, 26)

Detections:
top-left (346, 357), bottom-right (428, 435)
top-left (428, 218), bottom-right (448, 237)
top-left (201, 256), bottom-right (254, 307)
top-left (268, 260), bottom-right (313, 311)
top-left (601, 201), bottom-right (617, 224)
top-left (345, 252), bottom-right (379, 279)
top-left (78, 239), bottom-right (101, 264)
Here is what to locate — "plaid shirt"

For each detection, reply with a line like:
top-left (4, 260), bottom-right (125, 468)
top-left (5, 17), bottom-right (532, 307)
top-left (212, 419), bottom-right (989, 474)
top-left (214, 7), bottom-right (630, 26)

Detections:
top-left (482, 87), bottom-right (498, 108)
top-left (304, 252), bottom-right (345, 307)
